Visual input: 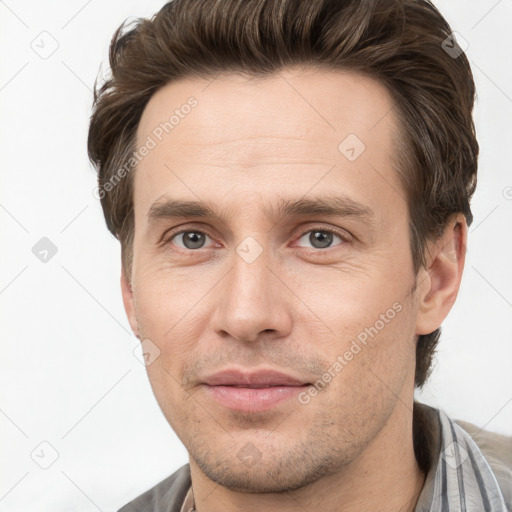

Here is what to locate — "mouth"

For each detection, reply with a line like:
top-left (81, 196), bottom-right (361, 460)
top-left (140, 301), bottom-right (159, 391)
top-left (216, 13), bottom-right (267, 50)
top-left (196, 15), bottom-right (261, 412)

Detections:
top-left (200, 368), bottom-right (312, 413)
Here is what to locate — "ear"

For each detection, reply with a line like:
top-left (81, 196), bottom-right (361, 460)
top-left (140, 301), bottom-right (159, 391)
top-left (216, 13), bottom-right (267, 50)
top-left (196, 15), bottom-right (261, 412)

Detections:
top-left (415, 213), bottom-right (468, 335)
top-left (121, 263), bottom-right (140, 339)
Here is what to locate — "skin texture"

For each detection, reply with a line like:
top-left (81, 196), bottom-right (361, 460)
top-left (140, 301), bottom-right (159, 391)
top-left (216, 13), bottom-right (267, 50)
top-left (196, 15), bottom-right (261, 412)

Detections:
top-left (120, 67), bottom-right (467, 512)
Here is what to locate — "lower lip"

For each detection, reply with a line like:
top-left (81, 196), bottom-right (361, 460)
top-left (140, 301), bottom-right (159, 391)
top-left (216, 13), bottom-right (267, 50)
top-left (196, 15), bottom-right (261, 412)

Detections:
top-left (203, 384), bottom-right (310, 413)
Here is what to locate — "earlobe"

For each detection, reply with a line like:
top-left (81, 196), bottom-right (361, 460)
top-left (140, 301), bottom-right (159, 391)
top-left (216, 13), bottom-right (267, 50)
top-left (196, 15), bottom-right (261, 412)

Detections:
top-left (120, 265), bottom-right (140, 339)
top-left (415, 214), bottom-right (467, 336)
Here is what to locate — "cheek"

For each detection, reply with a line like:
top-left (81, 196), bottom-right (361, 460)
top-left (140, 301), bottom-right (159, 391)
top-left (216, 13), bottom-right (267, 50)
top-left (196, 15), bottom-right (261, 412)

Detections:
top-left (333, 299), bottom-right (415, 405)
top-left (304, 269), bottom-right (416, 396)
top-left (143, 362), bottom-right (197, 444)
top-left (132, 275), bottom-right (204, 404)
top-left (295, 263), bottom-right (408, 341)
top-left (133, 265), bottom-right (209, 336)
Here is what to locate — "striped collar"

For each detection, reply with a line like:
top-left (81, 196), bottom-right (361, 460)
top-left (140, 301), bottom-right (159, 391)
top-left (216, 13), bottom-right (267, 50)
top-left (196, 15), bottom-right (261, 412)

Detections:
top-left (415, 407), bottom-right (507, 511)
top-left (180, 406), bottom-right (508, 512)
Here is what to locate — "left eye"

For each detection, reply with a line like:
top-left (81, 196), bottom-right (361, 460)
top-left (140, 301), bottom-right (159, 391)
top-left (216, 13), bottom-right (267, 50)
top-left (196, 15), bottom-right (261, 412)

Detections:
top-left (170, 231), bottom-right (212, 250)
top-left (296, 229), bottom-right (344, 249)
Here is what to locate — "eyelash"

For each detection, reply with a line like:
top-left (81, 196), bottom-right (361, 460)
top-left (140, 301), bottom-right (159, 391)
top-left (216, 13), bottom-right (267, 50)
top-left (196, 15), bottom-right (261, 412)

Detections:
top-left (160, 225), bottom-right (351, 252)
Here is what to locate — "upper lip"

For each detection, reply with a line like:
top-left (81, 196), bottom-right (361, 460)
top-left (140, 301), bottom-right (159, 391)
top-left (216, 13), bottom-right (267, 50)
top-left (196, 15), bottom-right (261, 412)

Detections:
top-left (202, 369), bottom-right (309, 388)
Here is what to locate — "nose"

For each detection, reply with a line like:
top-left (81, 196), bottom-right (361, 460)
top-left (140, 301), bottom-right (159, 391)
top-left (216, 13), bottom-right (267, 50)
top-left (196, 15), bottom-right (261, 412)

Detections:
top-left (210, 244), bottom-right (293, 344)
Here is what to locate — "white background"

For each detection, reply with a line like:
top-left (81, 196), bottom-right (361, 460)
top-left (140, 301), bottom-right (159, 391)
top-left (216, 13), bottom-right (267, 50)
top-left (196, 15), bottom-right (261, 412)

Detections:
top-left (1, 1), bottom-right (511, 510)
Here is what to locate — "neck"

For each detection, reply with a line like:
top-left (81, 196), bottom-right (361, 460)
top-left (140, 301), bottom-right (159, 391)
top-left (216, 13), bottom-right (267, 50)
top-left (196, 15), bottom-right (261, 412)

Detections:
top-left (189, 400), bottom-right (426, 512)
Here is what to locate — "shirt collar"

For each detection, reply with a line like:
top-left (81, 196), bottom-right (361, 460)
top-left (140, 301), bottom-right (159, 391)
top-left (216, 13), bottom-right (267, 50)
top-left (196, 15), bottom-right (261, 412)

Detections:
top-left (180, 403), bottom-right (507, 512)
top-left (414, 405), bottom-right (507, 511)
top-left (180, 484), bottom-right (195, 512)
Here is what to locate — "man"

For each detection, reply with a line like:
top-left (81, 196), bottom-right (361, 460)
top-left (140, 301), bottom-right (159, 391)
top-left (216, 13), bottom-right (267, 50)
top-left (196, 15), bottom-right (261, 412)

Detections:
top-left (88, 0), bottom-right (511, 510)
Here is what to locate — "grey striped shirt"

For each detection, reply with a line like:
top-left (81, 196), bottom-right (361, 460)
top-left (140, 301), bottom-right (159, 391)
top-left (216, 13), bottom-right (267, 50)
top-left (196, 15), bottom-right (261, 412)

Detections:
top-left (119, 403), bottom-right (511, 512)
top-left (181, 406), bottom-right (510, 512)
top-left (414, 407), bottom-right (509, 511)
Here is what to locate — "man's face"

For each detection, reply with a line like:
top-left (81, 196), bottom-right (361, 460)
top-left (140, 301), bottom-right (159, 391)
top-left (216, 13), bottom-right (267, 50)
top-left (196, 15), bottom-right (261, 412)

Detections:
top-left (126, 68), bottom-right (425, 492)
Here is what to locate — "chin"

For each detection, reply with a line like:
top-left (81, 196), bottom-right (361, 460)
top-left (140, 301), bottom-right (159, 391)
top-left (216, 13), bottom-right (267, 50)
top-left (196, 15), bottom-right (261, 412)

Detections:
top-left (190, 442), bottom-right (348, 494)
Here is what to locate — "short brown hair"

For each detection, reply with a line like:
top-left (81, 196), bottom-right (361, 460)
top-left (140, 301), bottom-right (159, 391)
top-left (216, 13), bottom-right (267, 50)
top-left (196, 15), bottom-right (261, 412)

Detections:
top-left (88, 0), bottom-right (478, 388)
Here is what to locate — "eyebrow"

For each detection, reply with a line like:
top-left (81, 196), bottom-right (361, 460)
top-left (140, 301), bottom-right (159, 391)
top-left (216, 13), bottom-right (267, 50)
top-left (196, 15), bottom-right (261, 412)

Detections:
top-left (147, 194), bottom-right (375, 228)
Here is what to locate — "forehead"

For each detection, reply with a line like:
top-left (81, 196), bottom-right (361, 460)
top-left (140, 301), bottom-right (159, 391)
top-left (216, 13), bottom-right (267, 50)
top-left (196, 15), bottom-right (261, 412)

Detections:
top-left (133, 67), bottom-right (403, 222)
